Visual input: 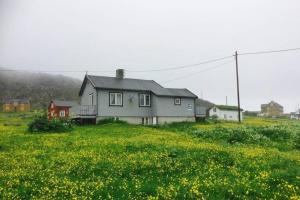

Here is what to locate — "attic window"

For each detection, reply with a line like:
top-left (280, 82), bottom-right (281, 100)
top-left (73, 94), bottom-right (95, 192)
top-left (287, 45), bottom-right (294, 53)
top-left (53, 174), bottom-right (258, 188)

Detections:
top-left (213, 108), bottom-right (217, 112)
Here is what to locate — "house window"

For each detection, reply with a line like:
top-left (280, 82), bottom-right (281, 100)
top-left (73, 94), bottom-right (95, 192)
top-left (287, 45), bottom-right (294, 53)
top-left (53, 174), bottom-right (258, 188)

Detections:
top-left (89, 93), bottom-right (94, 105)
top-left (109, 92), bottom-right (123, 106)
top-left (139, 94), bottom-right (151, 107)
top-left (213, 107), bottom-right (217, 112)
top-left (59, 110), bottom-right (65, 117)
top-left (174, 98), bottom-right (181, 105)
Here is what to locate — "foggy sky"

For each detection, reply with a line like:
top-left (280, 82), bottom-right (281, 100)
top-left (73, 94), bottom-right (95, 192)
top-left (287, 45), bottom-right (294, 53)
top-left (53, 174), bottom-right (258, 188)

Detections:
top-left (1, 0), bottom-right (300, 112)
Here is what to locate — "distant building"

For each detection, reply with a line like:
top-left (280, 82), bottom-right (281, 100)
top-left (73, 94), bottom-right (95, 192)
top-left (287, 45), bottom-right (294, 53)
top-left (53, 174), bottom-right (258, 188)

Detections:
top-left (2, 99), bottom-right (30, 112)
top-left (195, 98), bottom-right (215, 118)
top-left (260, 101), bottom-right (283, 117)
top-left (208, 105), bottom-right (243, 121)
top-left (48, 100), bottom-right (78, 120)
top-left (290, 109), bottom-right (300, 120)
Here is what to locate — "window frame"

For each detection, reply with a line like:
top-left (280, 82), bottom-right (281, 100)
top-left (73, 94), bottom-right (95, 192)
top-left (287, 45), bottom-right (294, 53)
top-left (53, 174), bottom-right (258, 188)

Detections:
top-left (59, 110), bottom-right (65, 117)
top-left (89, 93), bottom-right (94, 105)
top-left (174, 97), bottom-right (181, 105)
top-left (139, 93), bottom-right (151, 107)
top-left (109, 92), bottom-right (123, 106)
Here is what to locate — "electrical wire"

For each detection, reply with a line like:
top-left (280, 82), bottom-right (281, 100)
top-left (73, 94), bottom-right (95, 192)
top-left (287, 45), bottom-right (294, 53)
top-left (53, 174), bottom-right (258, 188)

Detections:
top-left (161, 59), bottom-right (235, 84)
top-left (0, 55), bottom-right (234, 73)
top-left (239, 47), bottom-right (300, 56)
top-left (127, 55), bottom-right (234, 72)
top-left (1, 47), bottom-right (300, 74)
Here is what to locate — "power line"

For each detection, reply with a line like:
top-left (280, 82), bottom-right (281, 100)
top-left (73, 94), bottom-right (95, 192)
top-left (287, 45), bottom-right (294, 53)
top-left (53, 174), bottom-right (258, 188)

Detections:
top-left (1, 47), bottom-right (300, 74)
top-left (161, 60), bottom-right (234, 84)
top-left (239, 47), bottom-right (300, 56)
top-left (0, 55), bottom-right (235, 73)
top-left (127, 55), bottom-right (234, 72)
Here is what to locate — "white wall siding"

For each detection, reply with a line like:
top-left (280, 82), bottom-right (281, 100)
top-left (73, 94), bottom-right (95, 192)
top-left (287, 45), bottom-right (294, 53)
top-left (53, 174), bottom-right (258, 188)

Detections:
top-left (209, 107), bottom-right (243, 121)
top-left (97, 90), bottom-right (153, 117)
top-left (80, 80), bottom-right (97, 106)
top-left (158, 116), bottom-right (195, 124)
top-left (152, 96), bottom-right (195, 117)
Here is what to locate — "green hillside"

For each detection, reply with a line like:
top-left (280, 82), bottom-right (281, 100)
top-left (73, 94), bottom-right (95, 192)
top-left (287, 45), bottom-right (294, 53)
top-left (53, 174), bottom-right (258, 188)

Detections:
top-left (0, 68), bottom-right (81, 109)
top-left (0, 113), bottom-right (299, 199)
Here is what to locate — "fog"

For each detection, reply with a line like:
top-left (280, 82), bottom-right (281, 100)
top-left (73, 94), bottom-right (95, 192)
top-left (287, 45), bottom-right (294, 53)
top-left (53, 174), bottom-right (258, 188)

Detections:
top-left (1, 0), bottom-right (300, 112)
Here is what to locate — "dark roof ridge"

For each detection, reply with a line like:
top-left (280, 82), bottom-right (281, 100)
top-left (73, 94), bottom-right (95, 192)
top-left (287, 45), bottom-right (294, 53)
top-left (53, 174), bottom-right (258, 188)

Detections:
top-left (87, 74), bottom-right (159, 83)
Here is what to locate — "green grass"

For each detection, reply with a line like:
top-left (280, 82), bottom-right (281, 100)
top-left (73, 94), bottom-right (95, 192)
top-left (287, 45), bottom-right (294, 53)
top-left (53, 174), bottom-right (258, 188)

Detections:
top-left (0, 114), bottom-right (299, 199)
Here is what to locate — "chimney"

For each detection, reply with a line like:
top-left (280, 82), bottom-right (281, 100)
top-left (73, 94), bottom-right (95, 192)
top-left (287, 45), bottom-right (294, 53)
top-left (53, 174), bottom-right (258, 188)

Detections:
top-left (116, 69), bottom-right (124, 79)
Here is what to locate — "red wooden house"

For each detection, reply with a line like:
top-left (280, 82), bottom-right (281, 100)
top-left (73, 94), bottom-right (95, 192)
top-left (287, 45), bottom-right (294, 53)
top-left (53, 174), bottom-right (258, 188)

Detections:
top-left (48, 100), bottom-right (78, 120)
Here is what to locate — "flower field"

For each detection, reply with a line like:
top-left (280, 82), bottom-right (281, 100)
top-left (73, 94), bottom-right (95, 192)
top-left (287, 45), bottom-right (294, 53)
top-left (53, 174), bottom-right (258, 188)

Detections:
top-left (0, 113), bottom-right (299, 199)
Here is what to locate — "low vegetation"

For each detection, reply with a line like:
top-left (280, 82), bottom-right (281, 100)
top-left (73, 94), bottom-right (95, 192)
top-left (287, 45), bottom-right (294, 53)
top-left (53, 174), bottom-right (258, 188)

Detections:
top-left (160, 118), bottom-right (300, 151)
top-left (0, 113), bottom-right (299, 199)
top-left (27, 114), bottom-right (73, 133)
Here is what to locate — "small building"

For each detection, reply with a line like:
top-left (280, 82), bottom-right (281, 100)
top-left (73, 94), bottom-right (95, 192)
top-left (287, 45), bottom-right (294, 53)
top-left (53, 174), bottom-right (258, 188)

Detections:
top-left (208, 105), bottom-right (243, 121)
top-left (2, 98), bottom-right (30, 112)
top-left (195, 98), bottom-right (215, 118)
top-left (290, 109), bottom-right (300, 120)
top-left (260, 101), bottom-right (284, 117)
top-left (48, 100), bottom-right (78, 120)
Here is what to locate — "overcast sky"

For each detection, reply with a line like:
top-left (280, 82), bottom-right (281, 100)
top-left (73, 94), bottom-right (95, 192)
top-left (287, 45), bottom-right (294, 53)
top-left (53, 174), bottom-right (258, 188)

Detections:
top-left (1, 0), bottom-right (300, 112)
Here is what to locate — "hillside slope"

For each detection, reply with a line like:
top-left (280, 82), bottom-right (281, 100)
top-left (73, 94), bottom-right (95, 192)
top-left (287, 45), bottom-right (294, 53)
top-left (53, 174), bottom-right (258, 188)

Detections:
top-left (0, 68), bottom-right (82, 109)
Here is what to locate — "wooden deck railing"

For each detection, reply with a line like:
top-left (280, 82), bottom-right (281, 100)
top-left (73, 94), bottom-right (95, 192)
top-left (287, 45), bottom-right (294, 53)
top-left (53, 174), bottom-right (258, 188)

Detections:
top-left (78, 105), bottom-right (97, 116)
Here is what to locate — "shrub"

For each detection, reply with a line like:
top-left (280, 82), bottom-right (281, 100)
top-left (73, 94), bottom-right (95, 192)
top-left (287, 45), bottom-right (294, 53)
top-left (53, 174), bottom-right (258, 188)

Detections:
top-left (206, 115), bottom-right (221, 124)
top-left (256, 125), bottom-right (294, 141)
top-left (97, 117), bottom-right (127, 125)
top-left (227, 128), bottom-right (251, 144)
top-left (28, 114), bottom-right (73, 133)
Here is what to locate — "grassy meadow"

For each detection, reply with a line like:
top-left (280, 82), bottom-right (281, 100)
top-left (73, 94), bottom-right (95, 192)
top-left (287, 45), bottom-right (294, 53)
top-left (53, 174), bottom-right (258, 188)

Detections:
top-left (0, 112), bottom-right (299, 199)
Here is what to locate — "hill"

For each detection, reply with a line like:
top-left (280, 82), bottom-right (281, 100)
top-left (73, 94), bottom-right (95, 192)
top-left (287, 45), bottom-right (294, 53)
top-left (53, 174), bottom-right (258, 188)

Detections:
top-left (0, 68), bottom-right (82, 109)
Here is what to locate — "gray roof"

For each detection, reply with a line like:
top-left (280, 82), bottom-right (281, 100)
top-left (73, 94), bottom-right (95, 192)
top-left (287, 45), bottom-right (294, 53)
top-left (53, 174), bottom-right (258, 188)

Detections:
top-left (52, 100), bottom-right (78, 107)
top-left (195, 98), bottom-right (215, 108)
top-left (212, 105), bottom-right (244, 111)
top-left (80, 75), bottom-right (197, 98)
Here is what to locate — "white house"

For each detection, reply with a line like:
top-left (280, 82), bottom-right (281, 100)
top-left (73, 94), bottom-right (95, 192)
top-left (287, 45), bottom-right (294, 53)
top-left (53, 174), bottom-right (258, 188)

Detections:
top-left (290, 109), bottom-right (300, 120)
top-left (208, 105), bottom-right (243, 121)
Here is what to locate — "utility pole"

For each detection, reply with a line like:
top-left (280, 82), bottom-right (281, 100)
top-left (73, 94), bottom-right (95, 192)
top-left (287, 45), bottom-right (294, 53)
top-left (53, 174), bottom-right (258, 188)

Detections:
top-left (235, 51), bottom-right (241, 123)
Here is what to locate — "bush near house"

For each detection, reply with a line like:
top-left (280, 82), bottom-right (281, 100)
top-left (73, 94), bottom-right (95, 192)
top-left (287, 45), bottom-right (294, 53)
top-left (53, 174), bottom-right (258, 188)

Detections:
top-left (0, 114), bottom-right (299, 199)
top-left (27, 114), bottom-right (73, 133)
